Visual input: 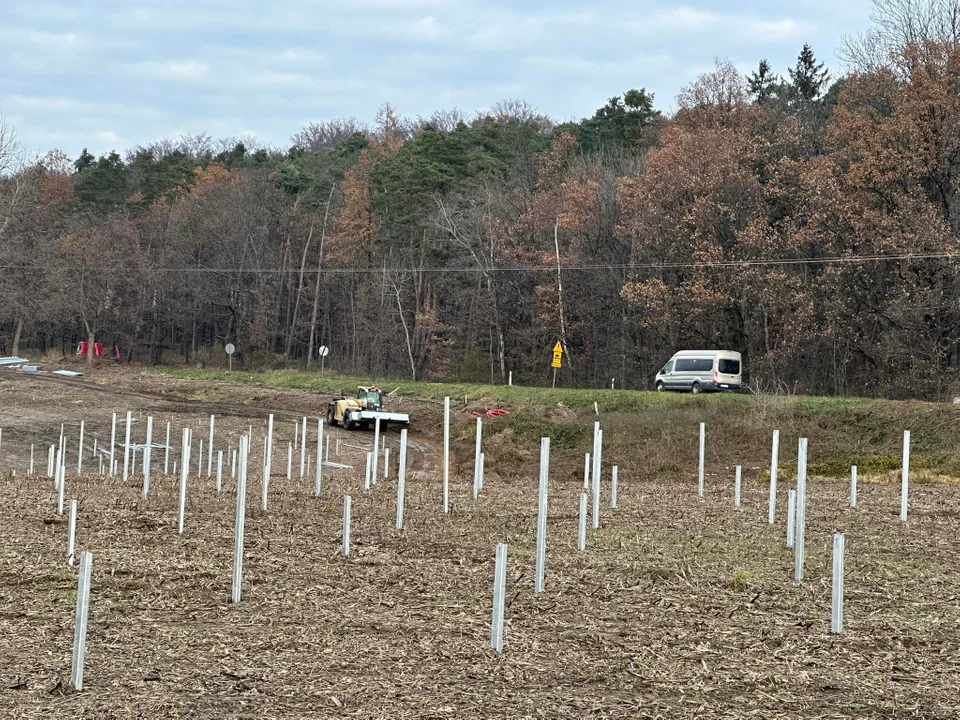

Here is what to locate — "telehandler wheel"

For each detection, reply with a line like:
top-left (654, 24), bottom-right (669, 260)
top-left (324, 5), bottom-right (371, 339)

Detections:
top-left (326, 407), bottom-right (338, 426)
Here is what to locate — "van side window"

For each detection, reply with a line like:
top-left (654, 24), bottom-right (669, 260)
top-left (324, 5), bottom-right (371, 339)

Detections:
top-left (719, 359), bottom-right (740, 374)
top-left (675, 358), bottom-right (712, 372)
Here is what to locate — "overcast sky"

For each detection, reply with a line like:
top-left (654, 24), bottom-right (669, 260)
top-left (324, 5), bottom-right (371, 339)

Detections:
top-left (1, 0), bottom-right (875, 160)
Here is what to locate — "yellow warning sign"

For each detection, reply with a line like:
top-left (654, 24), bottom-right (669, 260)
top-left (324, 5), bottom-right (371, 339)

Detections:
top-left (551, 341), bottom-right (563, 369)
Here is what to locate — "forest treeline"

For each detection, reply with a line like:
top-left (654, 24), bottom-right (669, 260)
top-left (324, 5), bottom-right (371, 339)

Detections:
top-left (3, 0), bottom-right (960, 398)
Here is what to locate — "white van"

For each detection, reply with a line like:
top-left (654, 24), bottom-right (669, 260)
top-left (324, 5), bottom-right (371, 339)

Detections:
top-left (655, 350), bottom-right (742, 393)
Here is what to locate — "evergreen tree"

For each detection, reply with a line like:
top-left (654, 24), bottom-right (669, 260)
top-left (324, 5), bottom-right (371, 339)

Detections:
top-left (788, 44), bottom-right (830, 102)
top-left (747, 60), bottom-right (780, 104)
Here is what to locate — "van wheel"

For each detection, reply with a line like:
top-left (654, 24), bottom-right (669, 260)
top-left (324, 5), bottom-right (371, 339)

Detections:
top-left (656, 382), bottom-right (665, 392)
top-left (691, 382), bottom-right (702, 394)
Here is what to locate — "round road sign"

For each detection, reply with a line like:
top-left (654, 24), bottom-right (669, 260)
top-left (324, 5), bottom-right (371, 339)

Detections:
top-left (225, 343), bottom-right (236, 355)
top-left (318, 345), bottom-right (330, 357)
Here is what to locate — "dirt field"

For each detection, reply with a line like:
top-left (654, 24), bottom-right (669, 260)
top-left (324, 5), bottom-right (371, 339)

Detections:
top-left (1, 368), bottom-right (959, 719)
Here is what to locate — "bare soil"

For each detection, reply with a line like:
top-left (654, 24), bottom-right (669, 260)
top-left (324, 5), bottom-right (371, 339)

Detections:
top-left (1, 367), bottom-right (958, 718)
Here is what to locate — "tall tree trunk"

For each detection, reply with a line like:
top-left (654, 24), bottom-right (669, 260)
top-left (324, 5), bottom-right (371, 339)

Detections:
top-left (554, 216), bottom-right (568, 353)
top-left (11, 317), bottom-right (23, 357)
top-left (285, 218), bottom-right (316, 357)
top-left (307, 185), bottom-right (335, 367)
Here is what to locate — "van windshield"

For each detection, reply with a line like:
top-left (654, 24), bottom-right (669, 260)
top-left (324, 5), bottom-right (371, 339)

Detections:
top-left (719, 359), bottom-right (740, 374)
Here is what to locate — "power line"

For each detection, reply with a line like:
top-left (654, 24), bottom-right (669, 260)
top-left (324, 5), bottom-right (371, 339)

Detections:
top-left (1, 251), bottom-right (958, 274)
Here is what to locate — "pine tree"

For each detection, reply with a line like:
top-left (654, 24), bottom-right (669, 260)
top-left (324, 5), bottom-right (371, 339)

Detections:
top-left (788, 44), bottom-right (830, 102)
top-left (747, 60), bottom-right (779, 104)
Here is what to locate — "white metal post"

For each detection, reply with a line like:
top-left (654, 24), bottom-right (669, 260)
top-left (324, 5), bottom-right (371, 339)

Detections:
top-left (342, 495), bottom-right (352, 557)
top-left (207, 415), bottom-right (215, 478)
top-left (397, 428), bottom-right (408, 530)
top-left (56, 440), bottom-right (66, 515)
top-left (698, 422), bottom-right (705, 498)
top-left (29, 443), bottom-right (34, 476)
top-left (197, 439), bottom-right (203, 478)
top-left (143, 416), bottom-right (153, 499)
top-left (164, 422), bottom-right (171, 475)
top-left (300, 416), bottom-right (307, 479)
top-left (77, 420), bottom-right (84, 474)
top-left (286, 443), bottom-right (292, 480)
top-left (265, 413), bottom-right (274, 486)
top-left (768, 429), bottom-right (779, 524)
top-left (232, 435), bottom-right (248, 603)
top-left (109, 412), bottom-right (117, 477)
top-left (443, 397), bottom-right (450, 514)
top-left (384, 447), bottom-right (390, 479)
top-left (261, 436), bottom-right (269, 512)
top-left (535, 437), bottom-right (549, 595)
top-left (794, 438), bottom-right (807, 584)
top-left (178, 428), bottom-right (189, 534)
top-left (611, 465), bottom-right (618, 508)
top-left (364, 452), bottom-right (372, 490)
top-left (122, 410), bottom-right (132, 482)
top-left (70, 550), bottom-right (93, 691)
top-left (592, 423), bottom-right (602, 529)
top-left (315, 417), bottom-right (324, 497)
top-left (473, 417), bottom-right (483, 500)
top-left (850, 465), bottom-right (858, 508)
top-left (578, 492), bottom-right (588, 551)
top-left (216, 450), bottom-right (223, 492)
top-left (735, 465), bottom-right (742, 509)
top-left (831, 532), bottom-right (846, 634)
top-left (583, 452), bottom-right (591, 490)
top-left (490, 543), bottom-right (508, 653)
top-left (787, 489), bottom-right (796, 548)
top-left (371, 417), bottom-right (382, 484)
top-left (901, 430), bottom-right (910, 522)
top-left (67, 498), bottom-right (77, 566)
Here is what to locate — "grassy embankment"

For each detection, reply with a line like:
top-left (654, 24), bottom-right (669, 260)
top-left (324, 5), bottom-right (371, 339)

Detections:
top-left (153, 368), bottom-right (960, 482)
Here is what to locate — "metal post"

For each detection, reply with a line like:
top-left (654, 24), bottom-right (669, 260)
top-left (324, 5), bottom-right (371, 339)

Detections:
top-left (143, 416), bottom-right (153, 499)
top-left (443, 397), bottom-right (450, 514)
top-left (734, 465), bottom-right (742, 509)
top-left (164, 422), bottom-right (171, 475)
top-left (70, 550), bottom-right (93, 691)
top-left (831, 532), bottom-right (845, 634)
top-left (315, 417), bottom-right (323, 497)
top-left (178, 428), bottom-right (189, 535)
top-left (850, 465), bottom-right (858, 508)
top-left (473, 417), bottom-right (483, 500)
top-left (29, 444), bottom-right (34, 476)
top-left (698, 422), bottom-right (705, 498)
top-left (397, 429), bottom-right (408, 530)
top-left (67, 498), bottom-right (77, 566)
top-left (207, 415), bottom-right (215, 478)
top-left (490, 543), bottom-right (508, 653)
top-left (794, 438), bottom-right (807, 584)
top-left (197, 439), bottom-right (203, 478)
top-left (787, 489), bottom-right (796, 548)
top-left (232, 435), bottom-right (248, 603)
top-left (535, 437), bottom-right (549, 595)
top-left (578, 492), bottom-right (588, 551)
top-left (300, 416), bottom-right (307, 479)
top-left (342, 496), bottom-right (352, 557)
top-left (216, 450), bottom-right (223, 492)
top-left (364, 452), bottom-right (372, 490)
top-left (901, 430), bottom-right (910, 522)
top-left (56, 439), bottom-right (66, 516)
top-left (109, 412), bottom-right (117, 477)
top-left (592, 428), bottom-right (602, 529)
top-left (286, 442), bottom-right (292, 480)
top-left (768, 429), bottom-right (779, 524)
top-left (372, 417), bottom-right (381, 485)
top-left (122, 411), bottom-right (132, 482)
top-left (384, 447), bottom-right (390, 479)
top-left (611, 465), bottom-right (618, 509)
top-left (77, 420), bottom-right (84, 474)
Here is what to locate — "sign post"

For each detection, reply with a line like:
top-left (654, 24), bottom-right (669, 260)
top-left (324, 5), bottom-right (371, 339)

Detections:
top-left (551, 341), bottom-right (563, 388)
top-left (225, 343), bottom-right (236, 372)
top-left (318, 345), bottom-right (330, 376)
